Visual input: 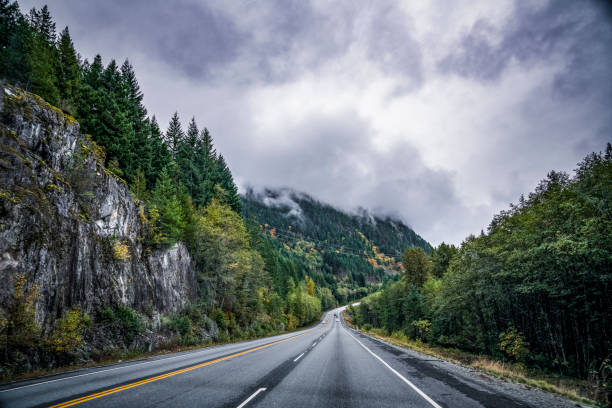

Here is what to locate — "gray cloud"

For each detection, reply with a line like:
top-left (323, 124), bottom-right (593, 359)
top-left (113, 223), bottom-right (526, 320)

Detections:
top-left (17, 0), bottom-right (612, 245)
top-left (439, 0), bottom-right (612, 95)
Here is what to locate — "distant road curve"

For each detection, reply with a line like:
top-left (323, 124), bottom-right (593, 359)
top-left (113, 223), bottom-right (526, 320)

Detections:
top-left (0, 307), bottom-right (581, 408)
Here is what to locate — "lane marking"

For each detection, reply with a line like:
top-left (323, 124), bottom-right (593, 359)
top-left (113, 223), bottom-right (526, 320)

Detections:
top-left (312, 342), bottom-right (317, 347)
top-left (1, 331), bottom-right (309, 394)
top-left (46, 332), bottom-right (309, 408)
top-left (293, 353), bottom-right (304, 362)
top-left (236, 387), bottom-right (266, 408)
top-left (344, 329), bottom-right (442, 408)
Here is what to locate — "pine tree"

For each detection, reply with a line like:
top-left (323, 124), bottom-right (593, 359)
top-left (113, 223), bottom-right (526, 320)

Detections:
top-left (0, 2), bottom-right (33, 87)
top-left (27, 5), bottom-right (59, 104)
top-left (176, 117), bottom-right (200, 198)
top-left (150, 165), bottom-right (186, 245)
top-left (56, 26), bottom-right (80, 112)
top-left (215, 154), bottom-right (242, 213)
top-left (165, 112), bottom-right (184, 157)
top-left (193, 127), bottom-right (217, 207)
top-left (148, 115), bottom-right (171, 188)
top-left (120, 59), bottom-right (151, 182)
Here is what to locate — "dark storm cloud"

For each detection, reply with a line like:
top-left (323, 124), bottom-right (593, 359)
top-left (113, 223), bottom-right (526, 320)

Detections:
top-left (439, 0), bottom-right (612, 95)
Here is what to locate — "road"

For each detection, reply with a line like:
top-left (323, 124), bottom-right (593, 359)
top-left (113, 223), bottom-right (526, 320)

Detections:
top-left (0, 307), bottom-right (575, 408)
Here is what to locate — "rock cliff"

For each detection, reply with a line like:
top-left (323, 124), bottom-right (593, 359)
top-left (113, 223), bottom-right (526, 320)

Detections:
top-left (0, 84), bottom-right (197, 331)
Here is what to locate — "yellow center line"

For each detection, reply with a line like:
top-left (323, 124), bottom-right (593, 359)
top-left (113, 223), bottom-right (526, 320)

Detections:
top-left (47, 331), bottom-right (309, 408)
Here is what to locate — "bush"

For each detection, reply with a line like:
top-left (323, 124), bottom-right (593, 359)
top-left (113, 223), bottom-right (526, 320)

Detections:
top-left (115, 305), bottom-right (144, 344)
top-left (499, 326), bottom-right (529, 363)
top-left (212, 309), bottom-right (228, 329)
top-left (47, 308), bottom-right (86, 354)
top-left (362, 323), bottom-right (373, 331)
top-left (411, 320), bottom-right (431, 342)
top-left (112, 240), bottom-right (130, 260)
top-left (97, 305), bottom-right (144, 346)
top-left (391, 330), bottom-right (408, 342)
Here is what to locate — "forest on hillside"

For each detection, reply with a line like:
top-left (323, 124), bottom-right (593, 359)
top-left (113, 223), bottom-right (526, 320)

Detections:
top-left (348, 145), bottom-right (611, 401)
top-left (242, 188), bottom-right (430, 300)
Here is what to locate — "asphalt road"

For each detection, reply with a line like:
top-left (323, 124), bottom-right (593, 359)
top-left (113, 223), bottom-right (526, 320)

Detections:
top-left (0, 307), bottom-right (575, 408)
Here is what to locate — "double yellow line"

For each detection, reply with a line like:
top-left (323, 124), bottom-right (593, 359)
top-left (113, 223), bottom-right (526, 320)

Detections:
top-left (48, 332), bottom-right (308, 408)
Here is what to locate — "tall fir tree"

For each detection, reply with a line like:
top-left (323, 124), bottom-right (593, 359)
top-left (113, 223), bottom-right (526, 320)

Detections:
top-left (56, 26), bottom-right (80, 112)
top-left (148, 115), bottom-right (172, 188)
top-left (215, 154), bottom-right (242, 213)
top-left (0, 0), bottom-right (27, 83)
top-left (165, 112), bottom-right (184, 157)
top-left (175, 117), bottom-right (200, 199)
top-left (120, 59), bottom-right (151, 182)
top-left (27, 5), bottom-right (59, 104)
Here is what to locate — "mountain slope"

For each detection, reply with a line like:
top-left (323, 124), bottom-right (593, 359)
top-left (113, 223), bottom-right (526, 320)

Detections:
top-left (242, 187), bottom-right (431, 285)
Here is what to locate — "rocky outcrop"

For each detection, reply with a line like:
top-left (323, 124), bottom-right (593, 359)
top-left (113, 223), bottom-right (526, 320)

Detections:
top-left (0, 84), bottom-right (197, 330)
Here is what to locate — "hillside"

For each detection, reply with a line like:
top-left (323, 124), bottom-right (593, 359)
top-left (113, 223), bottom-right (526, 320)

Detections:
top-left (242, 187), bottom-right (431, 287)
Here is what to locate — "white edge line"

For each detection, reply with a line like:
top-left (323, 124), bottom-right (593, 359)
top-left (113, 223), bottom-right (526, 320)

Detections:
top-left (0, 328), bottom-right (314, 394)
top-left (293, 353), bottom-right (305, 362)
top-left (344, 328), bottom-right (442, 408)
top-left (236, 387), bottom-right (267, 408)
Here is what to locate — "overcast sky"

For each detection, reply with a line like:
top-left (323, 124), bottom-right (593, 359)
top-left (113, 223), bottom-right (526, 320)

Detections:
top-left (20, 0), bottom-right (612, 245)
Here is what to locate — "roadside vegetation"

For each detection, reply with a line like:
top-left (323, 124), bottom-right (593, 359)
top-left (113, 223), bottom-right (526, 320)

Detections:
top-left (347, 144), bottom-right (612, 406)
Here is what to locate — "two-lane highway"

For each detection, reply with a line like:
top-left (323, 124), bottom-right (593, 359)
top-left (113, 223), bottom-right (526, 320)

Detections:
top-left (0, 308), bottom-right (577, 407)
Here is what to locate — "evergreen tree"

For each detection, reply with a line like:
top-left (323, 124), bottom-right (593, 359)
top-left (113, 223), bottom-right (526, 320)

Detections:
top-left (56, 26), bottom-right (80, 112)
top-left (214, 154), bottom-right (242, 213)
top-left (193, 127), bottom-right (217, 207)
top-left (150, 166), bottom-right (186, 245)
top-left (175, 117), bottom-right (200, 198)
top-left (120, 59), bottom-right (151, 182)
top-left (165, 112), bottom-right (183, 157)
top-left (27, 5), bottom-right (59, 104)
top-left (148, 115), bottom-right (171, 188)
top-left (0, 0), bottom-right (27, 83)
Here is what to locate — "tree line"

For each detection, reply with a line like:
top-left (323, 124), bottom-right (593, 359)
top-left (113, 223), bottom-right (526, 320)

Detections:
top-left (349, 144), bottom-right (611, 387)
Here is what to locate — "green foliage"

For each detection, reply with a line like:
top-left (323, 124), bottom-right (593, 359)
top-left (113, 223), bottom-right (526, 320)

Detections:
top-left (0, 274), bottom-right (41, 355)
top-left (499, 327), bottom-right (529, 364)
top-left (97, 305), bottom-right (144, 346)
top-left (411, 320), bottom-right (431, 342)
top-left (47, 308), bottom-right (86, 354)
top-left (349, 144), bottom-right (612, 381)
top-left (0, 2), bottom-right (364, 374)
top-left (148, 166), bottom-right (188, 246)
top-left (430, 242), bottom-right (458, 278)
top-left (402, 247), bottom-right (431, 288)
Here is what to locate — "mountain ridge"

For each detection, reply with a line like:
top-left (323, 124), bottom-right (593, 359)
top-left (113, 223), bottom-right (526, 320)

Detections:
top-left (242, 186), bottom-right (431, 282)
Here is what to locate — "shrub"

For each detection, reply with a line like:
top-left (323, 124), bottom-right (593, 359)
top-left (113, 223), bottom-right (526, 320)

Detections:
top-left (391, 330), bottom-right (408, 342)
top-left (411, 319), bottom-right (431, 342)
top-left (115, 305), bottom-right (144, 344)
top-left (212, 309), bottom-right (228, 329)
top-left (112, 240), bottom-right (130, 261)
top-left (0, 274), bottom-right (41, 357)
top-left (362, 323), bottom-right (373, 331)
top-left (499, 326), bottom-right (529, 363)
top-left (47, 308), bottom-right (85, 354)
